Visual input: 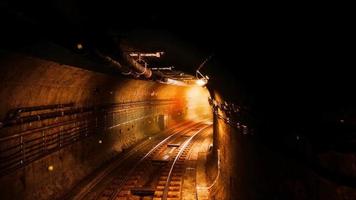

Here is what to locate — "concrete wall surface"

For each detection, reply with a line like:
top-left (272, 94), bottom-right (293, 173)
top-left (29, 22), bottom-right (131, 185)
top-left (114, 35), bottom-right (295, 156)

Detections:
top-left (0, 53), bottom-right (209, 200)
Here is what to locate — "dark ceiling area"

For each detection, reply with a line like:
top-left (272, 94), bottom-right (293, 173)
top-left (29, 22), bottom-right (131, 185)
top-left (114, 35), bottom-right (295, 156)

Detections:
top-left (1, 1), bottom-right (354, 139)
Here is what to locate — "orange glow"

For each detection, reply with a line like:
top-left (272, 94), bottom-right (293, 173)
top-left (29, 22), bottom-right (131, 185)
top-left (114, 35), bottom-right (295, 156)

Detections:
top-left (185, 86), bottom-right (212, 121)
top-left (48, 165), bottom-right (54, 171)
top-left (165, 78), bottom-right (187, 86)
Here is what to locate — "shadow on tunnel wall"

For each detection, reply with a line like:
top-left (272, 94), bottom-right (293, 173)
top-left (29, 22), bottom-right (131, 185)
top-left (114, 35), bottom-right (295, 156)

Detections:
top-left (207, 87), bottom-right (356, 200)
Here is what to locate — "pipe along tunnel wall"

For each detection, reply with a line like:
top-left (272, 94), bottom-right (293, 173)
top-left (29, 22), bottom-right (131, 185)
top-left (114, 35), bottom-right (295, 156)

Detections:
top-left (0, 53), bottom-right (211, 200)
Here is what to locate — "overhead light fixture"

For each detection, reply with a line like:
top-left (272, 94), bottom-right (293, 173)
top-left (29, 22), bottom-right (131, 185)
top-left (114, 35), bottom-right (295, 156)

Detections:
top-left (164, 78), bottom-right (187, 86)
top-left (196, 79), bottom-right (207, 86)
top-left (195, 55), bottom-right (212, 87)
top-left (195, 70), bottom-right (208, 86)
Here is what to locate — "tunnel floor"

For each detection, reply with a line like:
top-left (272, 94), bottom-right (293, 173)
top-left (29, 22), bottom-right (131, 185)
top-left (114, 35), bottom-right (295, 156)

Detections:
top-left (64, 120), bottom-right (213, 200)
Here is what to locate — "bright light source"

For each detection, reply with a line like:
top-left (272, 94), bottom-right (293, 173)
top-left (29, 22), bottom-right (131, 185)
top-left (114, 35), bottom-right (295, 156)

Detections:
top-left (77, 43), bottom-right (83, 50)
top-left (163, 78), bottom-right (187, 86)
top-left (196, 79), bottom-right (207, 86)
top-left (185, 85), bottom-right (212, 120)
top-left (48, 165), bottom-right (54, 171)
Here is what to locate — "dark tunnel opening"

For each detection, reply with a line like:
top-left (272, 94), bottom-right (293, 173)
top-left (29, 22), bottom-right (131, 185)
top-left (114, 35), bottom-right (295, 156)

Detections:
top-left (1, 1), bottom-right (355, 200)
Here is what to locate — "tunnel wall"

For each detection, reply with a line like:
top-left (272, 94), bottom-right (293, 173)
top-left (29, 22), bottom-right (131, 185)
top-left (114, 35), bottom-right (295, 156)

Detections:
top-left (0, 53), bottom-right (193, 200)
top-left (208, 91), bottom-right (356, 200)
top-left (206, 92), bottom-right (239, 200)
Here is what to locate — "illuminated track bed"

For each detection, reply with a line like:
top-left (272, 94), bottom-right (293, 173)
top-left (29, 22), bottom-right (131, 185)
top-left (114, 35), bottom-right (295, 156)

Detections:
top-left (152, 125), bottom-right (211, 200)
top-left (117, 123), bottom-right (211, 200)
top-left (68, 120), bottom-right (212, 200)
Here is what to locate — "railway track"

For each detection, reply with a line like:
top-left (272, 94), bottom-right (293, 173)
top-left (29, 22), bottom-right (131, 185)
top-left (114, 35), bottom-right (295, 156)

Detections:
top-left (66, 121), bottom-right (194, 200)
top-left (153, 125), bottom-right (211, 200)
top-left (90, 120), bottom-right (211, 200)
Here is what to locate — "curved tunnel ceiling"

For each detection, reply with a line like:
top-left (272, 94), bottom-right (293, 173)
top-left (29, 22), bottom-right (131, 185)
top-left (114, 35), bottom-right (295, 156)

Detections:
top-left (1, 1), bottom-right (354, 137)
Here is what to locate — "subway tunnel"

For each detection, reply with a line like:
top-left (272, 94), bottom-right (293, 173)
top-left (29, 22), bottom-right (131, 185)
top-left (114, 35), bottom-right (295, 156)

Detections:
top-left (0, 2), bottom-right (355, 200)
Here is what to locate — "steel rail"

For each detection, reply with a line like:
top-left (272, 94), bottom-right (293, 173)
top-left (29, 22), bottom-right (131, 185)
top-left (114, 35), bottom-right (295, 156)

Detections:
top-left (96, 121), bottom-right (206, 200)
top-left (161, 124), bottom-right (212, 200)
top-left (66, 120), bottom-right (193, 200)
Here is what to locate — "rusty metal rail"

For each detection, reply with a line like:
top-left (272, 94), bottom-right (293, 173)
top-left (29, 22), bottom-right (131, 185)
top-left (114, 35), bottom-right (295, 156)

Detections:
top-left (0, 99), bottom-right (178, 128)
top-left (157, 125), bottom-right (211, 200)
top-left (91, 121), bottom-right (209, 200)
top-left (93, 121), bottom-right (211, 200)
top-left (94, 121), bottom-right (203, 200)
top-left (65, 121), bottom-right (194, 200)
top-left (0, 99), bottom-right (179, 176)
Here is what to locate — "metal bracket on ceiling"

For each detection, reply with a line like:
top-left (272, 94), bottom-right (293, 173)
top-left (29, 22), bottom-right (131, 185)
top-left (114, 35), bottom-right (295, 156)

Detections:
top-left (195, 54), bottom-right (213, 81)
